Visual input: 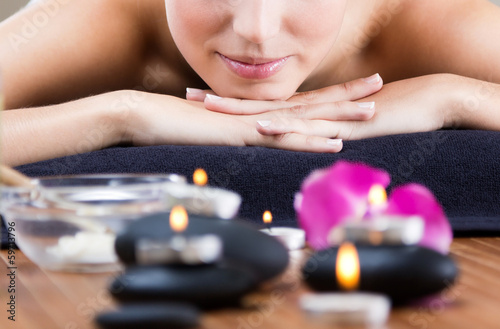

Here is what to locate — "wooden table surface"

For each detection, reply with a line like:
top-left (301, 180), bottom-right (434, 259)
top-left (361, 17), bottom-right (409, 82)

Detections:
top-left (1, 237), bottom-right (500, 329)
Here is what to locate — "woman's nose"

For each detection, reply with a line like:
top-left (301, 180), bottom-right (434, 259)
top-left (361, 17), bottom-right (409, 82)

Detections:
top-left (232, 1), bottom-right (281, 44)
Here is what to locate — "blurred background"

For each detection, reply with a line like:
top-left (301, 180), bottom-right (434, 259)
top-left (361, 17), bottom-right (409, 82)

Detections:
top-left (1, 0), bottom-right (500, 22)
top-left (1, 1), bottom-right (31, 22)
top-left (0, 0), bottom-right (29, 21)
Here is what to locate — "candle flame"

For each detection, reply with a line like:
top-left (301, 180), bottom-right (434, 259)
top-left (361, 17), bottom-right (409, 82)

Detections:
top-left (170, 205), bottom-right (189, 233)
top-left (263, 210), bottom-right (273, 225)
top-left (336, 242), bottom-right (360, 291)
top-left (368, 184), bottom-right (387, 207)
top-left (193, 168), bottom-right (208, 186)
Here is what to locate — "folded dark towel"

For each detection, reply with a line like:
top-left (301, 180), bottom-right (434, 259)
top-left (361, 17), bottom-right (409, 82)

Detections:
top-left (2, 130), bottom-right (499, 248)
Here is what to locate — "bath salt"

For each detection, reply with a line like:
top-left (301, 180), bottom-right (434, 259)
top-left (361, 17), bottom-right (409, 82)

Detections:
top-left (46, 232), bottom-right (117, 264)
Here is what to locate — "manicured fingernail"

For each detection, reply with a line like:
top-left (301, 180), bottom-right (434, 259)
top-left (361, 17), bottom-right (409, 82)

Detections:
top-left (363, 73), bottom-right (381, 84)
top-left (357, 102), bottom-right (375, 110)
top-left (257, 120), bottom-right (272, 127)
top-left (205, 94), bottom-right (223, 101)
top-left (326, 139), bottom-right (342, 146)
top-left (186, 88), bottom-right (204, 94)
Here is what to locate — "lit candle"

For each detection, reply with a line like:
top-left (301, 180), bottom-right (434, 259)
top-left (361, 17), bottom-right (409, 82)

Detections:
top-left (259, 210), bottom-right (305, 250)
top-left (366, 184), bottom-right (388, 217)
top-left (170, 204), bottom-right (189, 233)
top-left (135, 205), bottom-right (223, 265)
top-left (300, 242), bottom-right (390, 326)
top-left (193, 168), bottom-right (208, 187)
top-left (335, 242), bottom-right (360, 291)
top-left (191, 168), bottom-right (209, 211)
top-left (263, 210), bottom-right (273, 231)
top-left (302, 242), bottom-right (458, 302)
top-left (329, 185), bottom-right (424, 246)
top-left (162, 168), bottom-right (241, 219)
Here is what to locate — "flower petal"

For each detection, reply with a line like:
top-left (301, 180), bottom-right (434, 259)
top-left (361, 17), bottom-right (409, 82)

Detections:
top-left (297, 161), bottom-right (390, 249)
top-left (386, 184), bottom-right (452, 254)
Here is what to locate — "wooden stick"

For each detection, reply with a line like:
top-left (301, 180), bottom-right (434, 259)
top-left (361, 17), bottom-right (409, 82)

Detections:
top-left (0, 164), bottom-right (35, 188)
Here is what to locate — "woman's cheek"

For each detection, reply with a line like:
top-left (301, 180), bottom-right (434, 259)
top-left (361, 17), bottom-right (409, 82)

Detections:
top-left (166, 1), bottom-right (224, 41)
top-left (288, 1), bottom-right (346, 40)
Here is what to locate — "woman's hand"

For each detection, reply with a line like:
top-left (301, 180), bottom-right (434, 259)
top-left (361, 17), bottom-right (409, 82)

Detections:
top-left (119, 91), bottom-right (249, 148)
top-left (255, 75), bottom-right (456, 140)
top-left (120, 91), bottom-right (351, 153)
top-left (188, 74), bottom-right (463, 141)
top-left (344, 74), bottom-right (460, 140)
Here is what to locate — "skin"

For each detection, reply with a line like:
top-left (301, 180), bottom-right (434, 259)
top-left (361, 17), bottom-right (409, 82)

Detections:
top-left (0, 0), bottom-right (500, 166)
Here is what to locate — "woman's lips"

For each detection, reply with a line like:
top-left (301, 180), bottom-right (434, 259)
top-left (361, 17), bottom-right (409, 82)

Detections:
top-left (218, 53), bottom-right (289, 80)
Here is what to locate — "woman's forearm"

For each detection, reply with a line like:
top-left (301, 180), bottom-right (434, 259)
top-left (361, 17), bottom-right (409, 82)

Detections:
top-left (1, 90), bottom-right (257, 166)
top-left (1, 92), bottom-right (127, 166)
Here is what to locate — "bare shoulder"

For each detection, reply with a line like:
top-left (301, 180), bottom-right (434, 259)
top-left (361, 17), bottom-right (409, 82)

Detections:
top-left (373, 0), bottom-right (500, 82)
top-left (0, 0), bottom-right (162, 108)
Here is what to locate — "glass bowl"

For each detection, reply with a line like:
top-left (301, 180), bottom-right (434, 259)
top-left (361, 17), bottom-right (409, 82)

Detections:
top-left (0, 173), bottom-right (187, 272)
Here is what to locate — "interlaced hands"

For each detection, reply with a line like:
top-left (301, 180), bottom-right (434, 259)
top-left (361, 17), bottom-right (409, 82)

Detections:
top-left (186, 74), bottom-right (450, 153)
top-left (186, 74), bottom-right (383, 152)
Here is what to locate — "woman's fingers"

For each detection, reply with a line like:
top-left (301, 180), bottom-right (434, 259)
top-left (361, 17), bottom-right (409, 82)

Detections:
top-left (253, 132), bottom-right (343, 153)
top-left (204, 95), bottom-right (376, 117)
top-left (256, 117), bottom-right (343, 139)
top-left (186, 88), bottom-right (215, 102)
top-left (253, 100), bottom-right (374, 139)
top-left (204, 95), bottom-right (303, 114)
top-left (289, 73), bottom-right (383, 104)
top-left (187, 88), bottom-right (303, 114)
top-left (275, 101), bottom-right (375, 121)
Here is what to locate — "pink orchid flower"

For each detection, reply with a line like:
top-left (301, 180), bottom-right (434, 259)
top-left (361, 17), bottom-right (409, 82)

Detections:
top-left (295, 161), bottom-right (452, 254)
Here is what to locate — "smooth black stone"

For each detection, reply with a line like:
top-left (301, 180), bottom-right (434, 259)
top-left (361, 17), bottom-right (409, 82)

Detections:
top-left (110, 265), bottom-right (256, 308)
top-left (303, 245), bottom-right (458, 303)
top-left (115, 213), bottom-right (289, 282)
top-left (95, 303), bottom-right (200, 329)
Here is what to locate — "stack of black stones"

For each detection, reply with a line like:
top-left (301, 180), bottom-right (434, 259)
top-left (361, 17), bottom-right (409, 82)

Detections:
top-left (95, 212), bottom-right (290, 329)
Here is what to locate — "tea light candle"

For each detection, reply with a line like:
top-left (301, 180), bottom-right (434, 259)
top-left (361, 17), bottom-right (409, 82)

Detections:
top-left (191, 168), bottom-right (208, 210)
top-left (300, 293), bottom-right (390, 326)
top-left (328, 215), bottom-right (424, 246)
top-left (259, 211), bottom-right (305, 250)
top-left (328, 184), bottom-right (424, 246)
top-left (135, 234), bottom-right (222, 265)
top-left (300, 242), bottom-right (390, 326)
top-left (162, 179), bottom-right (241, 220)
top-left (135, 205), bottom-right (222, 265)
top-left (261, 227), bottom-right (306, 250)
top-left (366, 184), bottom-right (389, 216)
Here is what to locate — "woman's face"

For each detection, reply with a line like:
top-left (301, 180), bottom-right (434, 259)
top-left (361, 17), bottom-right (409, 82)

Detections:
top-left (165, 0), bottom-right (347, 100)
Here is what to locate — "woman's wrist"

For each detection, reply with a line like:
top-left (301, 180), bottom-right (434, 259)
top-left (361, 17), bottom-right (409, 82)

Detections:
top-left (445, 75), bottom-right (500, 130)
top-left (434, 74), bottom-right (465, 129)
top-left (98, 89), bottom-right (154, 147)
